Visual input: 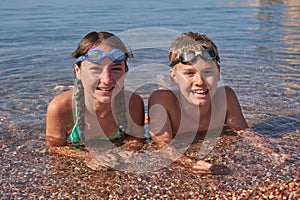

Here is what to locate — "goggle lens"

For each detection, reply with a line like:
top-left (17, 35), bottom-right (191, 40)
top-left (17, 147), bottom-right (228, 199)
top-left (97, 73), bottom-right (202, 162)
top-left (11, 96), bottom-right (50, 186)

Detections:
top-left (170, 49), bottom-right (216, 67)
top-left (76, 49), bottom-right (125, 64)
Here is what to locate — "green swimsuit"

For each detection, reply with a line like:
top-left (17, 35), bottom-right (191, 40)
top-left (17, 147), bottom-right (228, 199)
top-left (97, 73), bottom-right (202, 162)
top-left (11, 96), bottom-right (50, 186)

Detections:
top-left (66, 93), bottom-right (122, 144)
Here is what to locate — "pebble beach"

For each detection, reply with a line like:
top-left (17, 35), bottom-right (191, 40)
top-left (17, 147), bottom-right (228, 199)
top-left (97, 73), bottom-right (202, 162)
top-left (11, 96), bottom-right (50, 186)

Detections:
top-left (1, 126), bottom-right (299, 199)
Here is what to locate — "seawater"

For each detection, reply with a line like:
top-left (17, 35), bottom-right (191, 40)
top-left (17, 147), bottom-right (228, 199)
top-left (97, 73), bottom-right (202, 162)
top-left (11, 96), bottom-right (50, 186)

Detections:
top-left (0, 0), bottom-right (299, 137)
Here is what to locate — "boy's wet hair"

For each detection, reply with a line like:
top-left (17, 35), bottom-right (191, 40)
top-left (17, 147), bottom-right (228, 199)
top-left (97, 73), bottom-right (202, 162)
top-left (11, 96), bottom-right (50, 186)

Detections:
top-left (169, 32), bottom-right (220, 65)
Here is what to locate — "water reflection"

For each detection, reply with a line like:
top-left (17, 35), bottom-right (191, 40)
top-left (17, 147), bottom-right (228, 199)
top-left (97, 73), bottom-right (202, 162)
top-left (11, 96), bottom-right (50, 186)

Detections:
top-left (238, 0), bottom-right (300, 134)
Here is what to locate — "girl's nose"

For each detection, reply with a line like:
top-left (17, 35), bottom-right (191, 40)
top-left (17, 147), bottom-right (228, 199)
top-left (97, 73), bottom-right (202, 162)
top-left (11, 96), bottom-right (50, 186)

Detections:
top-left (99, 68), bottom-right (113, 85)
top-left (98, 58), bottom-right (115, 85)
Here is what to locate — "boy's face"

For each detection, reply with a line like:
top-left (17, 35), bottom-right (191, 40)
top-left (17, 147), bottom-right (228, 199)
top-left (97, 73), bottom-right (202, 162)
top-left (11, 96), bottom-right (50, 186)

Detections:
top-left (170, 56), bottom-right (220, 106)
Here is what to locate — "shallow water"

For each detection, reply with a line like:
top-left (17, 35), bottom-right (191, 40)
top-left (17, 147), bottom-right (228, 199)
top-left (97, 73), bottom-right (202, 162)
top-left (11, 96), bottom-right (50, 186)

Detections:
top-left (0, 0), bottom-right (299, 198)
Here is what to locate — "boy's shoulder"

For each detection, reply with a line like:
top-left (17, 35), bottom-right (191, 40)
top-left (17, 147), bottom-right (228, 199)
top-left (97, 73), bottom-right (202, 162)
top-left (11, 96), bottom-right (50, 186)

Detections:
top-left (124, 89), bottom-right (144, 106)
top-left (216, 86), bottom-right (237, 97)
top-left (150, 89), bottom-right (178, 100)
top-left (149, 89), bottom-right (179, 106)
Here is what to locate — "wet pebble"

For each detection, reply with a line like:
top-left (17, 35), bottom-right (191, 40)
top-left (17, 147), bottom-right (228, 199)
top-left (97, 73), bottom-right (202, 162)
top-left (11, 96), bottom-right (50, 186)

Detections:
top-left (1, 131), bottom-right (300, 199)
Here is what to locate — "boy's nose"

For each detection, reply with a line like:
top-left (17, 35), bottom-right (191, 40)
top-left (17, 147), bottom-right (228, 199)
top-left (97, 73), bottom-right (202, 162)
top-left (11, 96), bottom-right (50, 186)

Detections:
top-left (194, 72), bottom-right (205, 86)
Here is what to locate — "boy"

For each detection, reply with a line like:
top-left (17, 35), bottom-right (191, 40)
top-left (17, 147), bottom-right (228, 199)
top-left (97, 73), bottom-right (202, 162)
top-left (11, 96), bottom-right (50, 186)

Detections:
top-left (148, 32), bottom-right (270, 174)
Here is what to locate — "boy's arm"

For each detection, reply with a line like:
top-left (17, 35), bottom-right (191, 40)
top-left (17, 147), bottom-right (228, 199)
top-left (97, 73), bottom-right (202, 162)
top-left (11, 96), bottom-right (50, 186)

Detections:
top-left (236, 128), bottom-right (289, 163)
top-left (148, 90), bottom-right (212, 173)
top-left (225, 87), bottom-right (289, 162)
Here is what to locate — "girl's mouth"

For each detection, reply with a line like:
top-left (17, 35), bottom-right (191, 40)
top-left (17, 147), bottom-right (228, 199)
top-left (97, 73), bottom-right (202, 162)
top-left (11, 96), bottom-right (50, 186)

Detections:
top-left (96, 86), bottom-right (114, 91)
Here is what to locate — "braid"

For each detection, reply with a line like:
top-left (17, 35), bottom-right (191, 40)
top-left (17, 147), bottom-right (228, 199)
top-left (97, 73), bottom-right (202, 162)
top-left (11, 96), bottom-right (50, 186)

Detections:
top-left (114, 87), bottom-right (128, 133)
top-left (71, 31), bottom-right (132, 138)
top-left (74, 78), bottom-right (86, 140)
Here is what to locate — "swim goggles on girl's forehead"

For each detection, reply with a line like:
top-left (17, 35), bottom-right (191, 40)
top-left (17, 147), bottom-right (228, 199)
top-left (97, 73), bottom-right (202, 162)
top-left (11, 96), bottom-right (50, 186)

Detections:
top-left (169, 49), bottom-right (216, 67)
top-left (76, 48), bottom-right (125, 63)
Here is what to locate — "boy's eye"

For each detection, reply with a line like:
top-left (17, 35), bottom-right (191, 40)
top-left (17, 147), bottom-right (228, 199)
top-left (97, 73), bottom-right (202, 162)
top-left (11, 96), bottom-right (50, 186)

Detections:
top-left (201, 69), bottom-right (216, 77)
top-left (182, 70), bottom-right (196, 76)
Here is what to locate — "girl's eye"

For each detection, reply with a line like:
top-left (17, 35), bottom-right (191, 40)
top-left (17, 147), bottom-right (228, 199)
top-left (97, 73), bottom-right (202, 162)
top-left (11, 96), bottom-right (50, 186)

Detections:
top-left (89, 67), bottom-right (102, 72)
top-left (112, 66), bottom-right (124, 72)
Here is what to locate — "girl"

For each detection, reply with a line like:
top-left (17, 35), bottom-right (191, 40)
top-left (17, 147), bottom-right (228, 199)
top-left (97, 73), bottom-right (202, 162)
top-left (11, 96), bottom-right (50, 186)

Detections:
top-left (46, 31), bottom-right (145, 153)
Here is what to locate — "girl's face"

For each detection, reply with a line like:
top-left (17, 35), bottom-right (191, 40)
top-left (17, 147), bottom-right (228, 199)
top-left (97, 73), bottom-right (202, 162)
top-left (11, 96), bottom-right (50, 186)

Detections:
top-left (170, 56), bottom-right (220, 106)
top-left (75, 44), bottom-right (127, 104)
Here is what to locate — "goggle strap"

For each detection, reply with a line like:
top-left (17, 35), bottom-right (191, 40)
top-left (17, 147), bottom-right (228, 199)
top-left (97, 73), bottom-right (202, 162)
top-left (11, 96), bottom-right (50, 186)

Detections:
top-left (170, 59), bottom-right (179, 67)
top-left (75, 49), bottom-right (125, 63)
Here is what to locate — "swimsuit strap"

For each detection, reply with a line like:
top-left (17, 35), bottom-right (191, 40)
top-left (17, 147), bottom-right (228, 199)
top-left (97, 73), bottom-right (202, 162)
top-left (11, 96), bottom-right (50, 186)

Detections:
top-left (106, 128), bottom-right (122, 140)
top-left (67, 92), bottom-right (81, 144)
top-left (68, 91), bottom-right (124, 144)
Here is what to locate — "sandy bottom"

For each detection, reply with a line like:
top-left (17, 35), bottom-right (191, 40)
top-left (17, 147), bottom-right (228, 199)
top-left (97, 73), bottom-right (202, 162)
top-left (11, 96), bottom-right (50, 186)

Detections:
top-left (1, 129), bottom-right (299, 199)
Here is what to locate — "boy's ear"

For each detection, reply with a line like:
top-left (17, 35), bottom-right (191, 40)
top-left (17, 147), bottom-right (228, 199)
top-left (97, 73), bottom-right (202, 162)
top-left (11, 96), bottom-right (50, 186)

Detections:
top-left (169, 68), bottom-right (178, 84)
top-left (74, 63), bottom-right (81, 80)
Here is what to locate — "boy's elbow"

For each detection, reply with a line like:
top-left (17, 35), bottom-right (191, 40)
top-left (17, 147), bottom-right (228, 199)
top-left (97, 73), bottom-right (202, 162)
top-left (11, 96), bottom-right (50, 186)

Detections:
top-left (149, 131), bottom-right (172, 147)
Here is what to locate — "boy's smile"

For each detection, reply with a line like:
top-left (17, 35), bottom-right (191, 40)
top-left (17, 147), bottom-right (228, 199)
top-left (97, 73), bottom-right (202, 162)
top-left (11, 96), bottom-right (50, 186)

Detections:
top-left (192, 88), bottom-right (209, 98)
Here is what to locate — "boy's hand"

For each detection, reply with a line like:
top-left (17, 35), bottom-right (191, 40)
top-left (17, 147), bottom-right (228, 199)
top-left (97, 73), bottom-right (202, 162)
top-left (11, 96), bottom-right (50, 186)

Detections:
top-left (177, 155), bottom-right (212, 174)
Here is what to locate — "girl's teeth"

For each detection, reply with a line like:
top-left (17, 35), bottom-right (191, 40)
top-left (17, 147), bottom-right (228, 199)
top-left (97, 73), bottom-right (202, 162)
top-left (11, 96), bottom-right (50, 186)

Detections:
top-left (97, 87), bottom-right (113, 91)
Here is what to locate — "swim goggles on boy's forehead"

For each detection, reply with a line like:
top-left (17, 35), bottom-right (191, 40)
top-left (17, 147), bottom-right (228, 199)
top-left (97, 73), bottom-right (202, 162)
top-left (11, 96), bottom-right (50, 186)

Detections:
top-left (76, 48), bottom-right (125, 63)
top-left (169, 49), bottom-right (216, 67)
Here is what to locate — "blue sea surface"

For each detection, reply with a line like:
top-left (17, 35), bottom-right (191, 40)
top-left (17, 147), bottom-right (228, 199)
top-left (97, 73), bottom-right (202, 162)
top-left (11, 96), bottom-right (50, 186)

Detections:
top-left (0, 0), bottom-right (299, 135)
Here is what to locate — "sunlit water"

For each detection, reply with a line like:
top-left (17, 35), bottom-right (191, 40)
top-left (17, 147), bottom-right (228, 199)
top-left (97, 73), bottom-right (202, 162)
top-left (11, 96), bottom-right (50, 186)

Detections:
top-left (0, 0), bottom-right (299, 197)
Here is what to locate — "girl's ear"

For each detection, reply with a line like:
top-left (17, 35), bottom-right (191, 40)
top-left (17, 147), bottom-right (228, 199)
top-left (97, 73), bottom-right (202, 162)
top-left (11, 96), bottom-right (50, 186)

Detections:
top-left (216, 62), bottom-right (221, 82)
top-left (217, 62), bottom-right (221, 72)
top-left (74, 63), bottom-right (81, 79)
top-left (169, 68), bottom-right (178, 85)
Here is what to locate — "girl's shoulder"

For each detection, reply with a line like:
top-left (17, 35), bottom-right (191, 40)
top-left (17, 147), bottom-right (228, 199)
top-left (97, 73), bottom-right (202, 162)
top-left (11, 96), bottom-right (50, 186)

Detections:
top-left (47, 89), bottom-right (74, 115)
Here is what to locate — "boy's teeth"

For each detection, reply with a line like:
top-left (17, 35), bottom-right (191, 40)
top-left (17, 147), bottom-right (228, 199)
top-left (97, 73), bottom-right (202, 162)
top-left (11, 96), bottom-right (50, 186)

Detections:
top-left (194, 89), bottom-right (208, 94)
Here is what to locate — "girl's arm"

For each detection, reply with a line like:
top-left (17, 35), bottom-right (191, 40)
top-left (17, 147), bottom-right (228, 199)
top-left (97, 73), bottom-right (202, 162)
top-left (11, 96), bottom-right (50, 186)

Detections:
top-left (46, 90), bottom-right (74, 147)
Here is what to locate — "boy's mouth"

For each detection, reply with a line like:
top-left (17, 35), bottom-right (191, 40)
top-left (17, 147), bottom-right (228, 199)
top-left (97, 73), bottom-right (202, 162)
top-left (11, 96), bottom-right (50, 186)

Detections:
top-left (192, 89), bottom-right (209, 95)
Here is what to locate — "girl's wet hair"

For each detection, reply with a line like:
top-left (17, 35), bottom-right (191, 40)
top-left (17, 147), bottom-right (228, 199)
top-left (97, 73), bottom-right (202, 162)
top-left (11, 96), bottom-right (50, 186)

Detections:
top-left (72, 31), bottom-right (129, 137)
top-left (72, 31), bottom-right (131, 71)
top-left (169, 32), bottom-right (220, 65)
